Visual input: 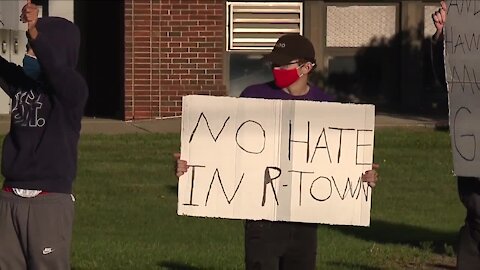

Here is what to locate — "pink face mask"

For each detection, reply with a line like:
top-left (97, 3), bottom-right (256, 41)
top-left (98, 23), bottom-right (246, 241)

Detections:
top-left (272, 66), bottom-right (302, 89)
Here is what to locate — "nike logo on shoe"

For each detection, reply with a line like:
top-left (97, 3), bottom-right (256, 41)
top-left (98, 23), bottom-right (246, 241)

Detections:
top-left (42, 247), bottom-right (54, 255)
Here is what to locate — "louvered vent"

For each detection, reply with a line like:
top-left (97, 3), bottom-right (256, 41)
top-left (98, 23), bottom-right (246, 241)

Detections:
top-left (226, 2), bottom-right (303, 51)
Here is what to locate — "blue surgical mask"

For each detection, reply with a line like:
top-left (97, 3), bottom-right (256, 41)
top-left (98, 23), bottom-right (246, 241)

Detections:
top-left (22, 54), bottom-right (41, 80)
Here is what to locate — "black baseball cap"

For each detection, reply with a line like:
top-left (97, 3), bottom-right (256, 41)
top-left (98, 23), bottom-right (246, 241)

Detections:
top-left (263, 34), bottom-right (316, 66)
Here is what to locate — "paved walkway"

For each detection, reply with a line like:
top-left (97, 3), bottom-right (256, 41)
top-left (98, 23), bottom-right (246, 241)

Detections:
top-left (0, 113), bottom-right (447, 135)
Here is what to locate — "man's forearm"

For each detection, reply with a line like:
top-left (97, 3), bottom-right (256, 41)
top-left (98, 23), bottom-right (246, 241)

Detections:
top-left (433, 30), bottom-right (444, 44)
top-left (28, 26), bottom-right (38, 40)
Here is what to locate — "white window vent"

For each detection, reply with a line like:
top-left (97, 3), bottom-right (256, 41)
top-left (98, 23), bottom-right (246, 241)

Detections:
top-left (226, 2), bottom-right (303, 51)
top-left (326, 5), bottom-right (397, 48)
top-left (424, 5), bottom-right (439, 38)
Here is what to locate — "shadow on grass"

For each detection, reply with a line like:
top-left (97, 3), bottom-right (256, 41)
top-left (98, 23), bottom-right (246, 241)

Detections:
top-left (330, 261), bottom-right (456, 270)
top-left (157, 261), bottom-right (206, 270)
top-left (332, 219), bottom-right (457, 256)
top-left (325, 262), bottom-right (382, 270)
top-left (425, 263), bottom-right (456, 270)
top-left (167, 184), bottom-right (178, 194)
top-left (433, 119), bottom-right (449, 132)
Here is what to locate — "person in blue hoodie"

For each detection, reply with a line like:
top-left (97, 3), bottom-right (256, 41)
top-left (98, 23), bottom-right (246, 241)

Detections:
top-left (0, 1), bottom-right (88, 269)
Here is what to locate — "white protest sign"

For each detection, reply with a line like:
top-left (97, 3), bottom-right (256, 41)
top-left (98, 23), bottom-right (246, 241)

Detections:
top-left (444, 1), bottom-right (480, 177)
top-left (178, 95), bottom-right (375, 226)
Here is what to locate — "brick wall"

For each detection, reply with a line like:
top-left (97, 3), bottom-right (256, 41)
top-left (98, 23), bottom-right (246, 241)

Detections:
top-left (125, 0), bottom-right (226, 120)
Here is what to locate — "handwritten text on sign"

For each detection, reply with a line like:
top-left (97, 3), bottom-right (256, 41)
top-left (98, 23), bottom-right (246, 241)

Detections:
top-left (178, 95), bottom-right (375, 226)
top-left (444, 0), bottom-right (480, 176)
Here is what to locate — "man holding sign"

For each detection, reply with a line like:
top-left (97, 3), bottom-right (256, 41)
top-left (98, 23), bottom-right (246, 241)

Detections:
top-left (432, 2), bottom-right (480, 268)
top-left (176, 34), bottom-right (379, 270)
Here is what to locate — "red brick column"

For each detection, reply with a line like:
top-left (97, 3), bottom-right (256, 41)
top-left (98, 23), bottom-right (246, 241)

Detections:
top-left (125, 0), bottom-right (226, 120)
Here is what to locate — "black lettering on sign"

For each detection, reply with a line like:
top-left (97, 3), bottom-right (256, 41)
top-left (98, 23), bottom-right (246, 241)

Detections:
top-left (445, 27), bottom-right (480, 55)
top-left (289, 170), bottom-right (314, 206)
top-left (183, 165), bottom-right (206, 206)
top-left (445, 26), bottom-right (454, 54)
top-left (356, 129), bottom-right (373, 165)
top-left (455, 33), bottom-right (466, 54)
top-left (331, 175), bottom-right (363, 200)
top-left (310, 176), bottom-right (332, 202)
top-left (449, 65), bottom-right (480, 94)
top-left (288, 120), bottom-right (310, 162)
top-left (262, 167), bottom-right (281, 206)
top-left (189, 113), bottom-right (230, 143)
top-left (357, 177), bottom-right (370, 202)
top-left (308, 175), bottom-right (370, 202)
top-left (448, 0), bottom-right (461, 14)
top-left (329, 127), bottom-right (355, 163)
top-left (205, 169), bottom-right (245, 206)
top-left (464, 33), bottom-right (480, 51)
top-left (235, 120), bottom-right (266, 154)
top-left (448, 0), bottom-right (480, 15)
top-left (310, 128), bottom-right (332, 164)
top-left (453, 107), bottom-right (476, 161)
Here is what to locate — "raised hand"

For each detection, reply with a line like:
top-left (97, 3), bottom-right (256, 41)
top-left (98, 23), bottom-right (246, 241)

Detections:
top-left (21, 0), bottom-right (39, 30)
top-left (432, 1), bottom-right (447, 40)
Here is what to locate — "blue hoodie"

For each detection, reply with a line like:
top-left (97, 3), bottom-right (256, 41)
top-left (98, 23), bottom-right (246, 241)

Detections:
top-left (0, 17), bottom-right (88, 193)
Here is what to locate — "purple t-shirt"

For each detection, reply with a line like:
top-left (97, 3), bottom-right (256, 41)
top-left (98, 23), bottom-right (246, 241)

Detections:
top-left (240, 81), bottom-right (332, 102)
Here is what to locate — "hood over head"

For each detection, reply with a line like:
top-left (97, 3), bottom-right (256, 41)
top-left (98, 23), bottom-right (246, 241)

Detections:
top-left (35, 17), bottom-right (80, 68)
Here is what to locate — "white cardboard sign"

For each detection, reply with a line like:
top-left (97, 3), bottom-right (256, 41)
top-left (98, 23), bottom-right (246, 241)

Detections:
top-left (444, 1), bottom-right (480, 177)
top-left (178, 95), bottom-right (375, 226)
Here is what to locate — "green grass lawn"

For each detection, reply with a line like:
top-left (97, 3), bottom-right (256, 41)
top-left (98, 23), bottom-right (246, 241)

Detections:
top-left (2, 128), bottom-right (464, 269)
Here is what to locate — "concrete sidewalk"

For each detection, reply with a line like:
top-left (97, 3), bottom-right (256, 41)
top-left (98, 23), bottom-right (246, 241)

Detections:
top-left (0, 113), bottom-right (446, 135)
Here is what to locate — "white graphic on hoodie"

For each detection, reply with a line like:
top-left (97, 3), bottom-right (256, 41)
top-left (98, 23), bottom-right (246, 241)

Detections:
top-left (11, 90), bottom-right (46, 127)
